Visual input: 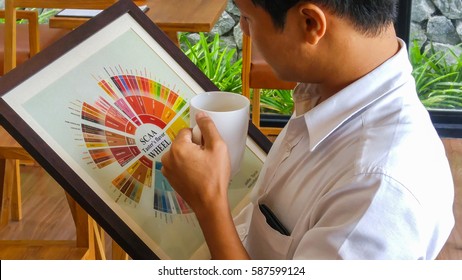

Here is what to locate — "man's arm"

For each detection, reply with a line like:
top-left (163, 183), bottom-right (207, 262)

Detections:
top-left (161, 112), bottom-right (250, 259)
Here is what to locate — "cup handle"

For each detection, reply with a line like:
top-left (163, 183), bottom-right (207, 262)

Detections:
top-left (191, 125), bottom-right (203, 145)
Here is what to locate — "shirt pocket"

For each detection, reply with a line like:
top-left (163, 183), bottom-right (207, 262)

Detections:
top-left (244, 203), bottom-right (294, 259)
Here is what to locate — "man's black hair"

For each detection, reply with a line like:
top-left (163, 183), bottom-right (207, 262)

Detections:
top-left (250, 0), bottom-right (399, 36)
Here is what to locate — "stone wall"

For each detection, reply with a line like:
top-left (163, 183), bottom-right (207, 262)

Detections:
top-left (411, 0), bottom-right (462, 63)
top-left (182, 0), bottom-right (243, 58)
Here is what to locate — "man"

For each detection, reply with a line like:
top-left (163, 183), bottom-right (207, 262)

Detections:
top-left (161, 0), bottom-right (454, 259)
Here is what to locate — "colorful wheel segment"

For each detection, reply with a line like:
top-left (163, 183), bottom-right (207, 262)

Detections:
top-left (153, 162), bottom-right (193, 215)
top-left (79, 67), bottom-right (191, 214)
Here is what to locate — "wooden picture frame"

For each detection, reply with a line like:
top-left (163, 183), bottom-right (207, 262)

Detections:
top-left (0, 0), bottom-right (271, 259)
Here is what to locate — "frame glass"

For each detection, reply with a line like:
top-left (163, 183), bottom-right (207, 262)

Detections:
top-left (0, 0), bottom-right (270, 259)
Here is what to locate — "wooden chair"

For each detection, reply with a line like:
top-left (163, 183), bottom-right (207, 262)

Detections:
top-left (0, 9), bottom-right (70, 76)
top-left (0, 9), bottom-right (53, 222)
top-left (0, 8), bottom-right (68, 222)
top-left (0, 126), bottom-right (32, 227)
top-left (0, 0), bottom-right (122, 260)
top-left (0, 9), bottom-right (39, 75)
top-left (2, 0), bottom-right (118, 74)
top-left (241, 33), bottom-right (296, 136)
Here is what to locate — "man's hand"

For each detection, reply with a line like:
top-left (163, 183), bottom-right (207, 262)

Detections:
top-left (161, 112), bottom-right (250, 259)
top-left (161, 112), bottom-right (231, 215)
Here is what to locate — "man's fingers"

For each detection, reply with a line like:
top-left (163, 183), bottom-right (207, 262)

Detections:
top-left (175, 127), bottom-right (193, 143)
top-left (195, 112), bottom-right (223, 148)
top-left (161, 128), bottom-right (192, 171)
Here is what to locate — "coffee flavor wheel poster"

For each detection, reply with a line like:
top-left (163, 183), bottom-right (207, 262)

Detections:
top-left (13, 24), bottom-right (263, 259)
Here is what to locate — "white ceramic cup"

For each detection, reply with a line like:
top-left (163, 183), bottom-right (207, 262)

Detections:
top-left (190, 91), bottom-right (250, 177)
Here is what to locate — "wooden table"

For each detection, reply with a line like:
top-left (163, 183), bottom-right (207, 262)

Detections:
top-left (49, 0), bottom-right (227, 44)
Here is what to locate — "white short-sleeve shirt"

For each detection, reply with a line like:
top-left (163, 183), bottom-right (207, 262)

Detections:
top-left (234, 39), bottom-right (455, 259)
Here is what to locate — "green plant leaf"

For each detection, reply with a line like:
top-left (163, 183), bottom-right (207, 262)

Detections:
top-left (179, 32), bottom-right (243, 94)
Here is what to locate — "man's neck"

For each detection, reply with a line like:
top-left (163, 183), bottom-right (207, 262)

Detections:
top-left (317, 24), bottom-right (400, 101)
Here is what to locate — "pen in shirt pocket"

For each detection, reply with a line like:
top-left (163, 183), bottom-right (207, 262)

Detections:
top-left (259, 204), bottom-right (290, 236)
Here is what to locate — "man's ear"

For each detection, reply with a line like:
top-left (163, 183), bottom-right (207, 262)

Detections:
top-left (299, 4), bottom-right (327, 45)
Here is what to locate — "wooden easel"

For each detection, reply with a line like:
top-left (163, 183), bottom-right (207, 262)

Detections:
top-left (0, 126), bottom-right (130, 259)
top-left (0, 126), bottom-right (96, 259)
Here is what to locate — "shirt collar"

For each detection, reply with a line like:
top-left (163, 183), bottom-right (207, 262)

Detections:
top-left (298, 38), bottom-right (412, 151)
